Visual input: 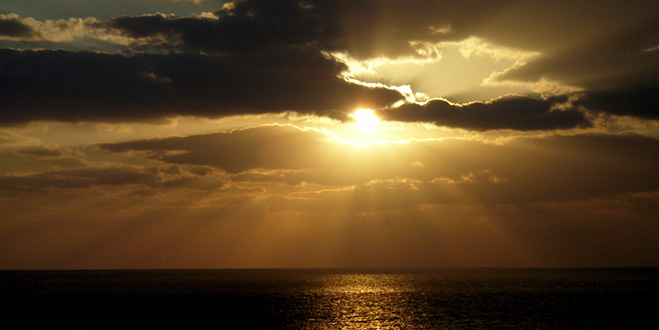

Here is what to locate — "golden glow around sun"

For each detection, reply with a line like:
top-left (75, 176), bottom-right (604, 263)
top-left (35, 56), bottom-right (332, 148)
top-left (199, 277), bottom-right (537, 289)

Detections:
top-left (352, 109), bottom-right (379, 131)
top-left (326, 108), bottom-right (453, 147)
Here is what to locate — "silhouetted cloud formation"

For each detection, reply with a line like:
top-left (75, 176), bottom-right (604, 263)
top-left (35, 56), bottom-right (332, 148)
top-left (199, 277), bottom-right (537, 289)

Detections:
top-left (0, 15), bottom-right (34, 38)
top-left (575, 88), bottom-right (659, 120)
top-left (381, 96), bottom-right (589, 131)
top-left (1, 0), bottom-right (658, 128)
top-left (1, 49), bottom-right (403, 125)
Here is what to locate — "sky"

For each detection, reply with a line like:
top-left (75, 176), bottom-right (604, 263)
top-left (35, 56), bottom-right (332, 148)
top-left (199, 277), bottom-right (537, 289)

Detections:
top-left (1, 0), bottom-right (658, 269)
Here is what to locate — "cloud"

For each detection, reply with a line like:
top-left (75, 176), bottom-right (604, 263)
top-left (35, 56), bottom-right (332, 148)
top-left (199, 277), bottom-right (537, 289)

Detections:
top-left (2, 0), bottom-right (658, 127)
top-left (0, 131), bottom-right (37, 146)
top-left (15, 145), bottom-right (63, 157)
top-left (0, 14), bottom-right (36, 39)
top-left (0, 166), bottom-right (162, 191)
top-left (231, 168), bottom-right (393, 187)
top-left (171, 0), bottom-right (213, 3)
top-left (298, 0), bottom-right (658, 61)
top-left (160, 175), bottom-right (227, 190)
top-left (494, 20), bottom-right (659, 88)
top-left (49, 157), bottom-right (89, 169)
top-left (488, 19), bottom-right (659, 120)
top-left (98, 125), bottom-right (337, 173)
top-left (381, 95), bottom-right (589, 131)
top-left (0, 139), bottom-right (90, 174)
top-left (98, 124), bottom-right (659, 205)
top-left (0, 162), bottom-right (234, 193)
top-left (0, 49), bottom-right (403, 125)
top-left (2, 0), bottom-right (658, 270)
top-left (574, 88), bottom-right (659, 120)
top-left (1, 3), bottom-right (410, 126)
top-left (0, 14), bottom-right (135, 44)
top-left (86, 2), bottom-right (335, 54)
top-left (3, 186), bottom-right (657, 269)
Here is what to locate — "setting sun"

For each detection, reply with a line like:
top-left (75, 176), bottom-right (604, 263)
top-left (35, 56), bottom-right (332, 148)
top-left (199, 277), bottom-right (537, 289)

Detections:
top-left (352, 109), bottom-right (379, 131)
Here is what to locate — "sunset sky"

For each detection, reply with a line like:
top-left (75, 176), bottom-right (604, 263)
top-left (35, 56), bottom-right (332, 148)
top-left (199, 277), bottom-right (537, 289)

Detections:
top-left (1, 0), bottom-right (658, 269)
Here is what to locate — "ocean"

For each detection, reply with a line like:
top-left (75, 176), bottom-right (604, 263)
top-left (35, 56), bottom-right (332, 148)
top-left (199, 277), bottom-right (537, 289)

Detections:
top-left (2, 268), bottom-right (657, 329)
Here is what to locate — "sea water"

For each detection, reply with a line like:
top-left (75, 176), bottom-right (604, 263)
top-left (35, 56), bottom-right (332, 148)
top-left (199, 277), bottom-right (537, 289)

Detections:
top-left (2, 268), bottom-right (658, 329)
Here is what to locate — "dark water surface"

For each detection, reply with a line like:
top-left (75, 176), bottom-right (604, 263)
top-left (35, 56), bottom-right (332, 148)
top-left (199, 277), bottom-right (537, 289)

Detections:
top-left (2, 268), bottom-right (658, 329)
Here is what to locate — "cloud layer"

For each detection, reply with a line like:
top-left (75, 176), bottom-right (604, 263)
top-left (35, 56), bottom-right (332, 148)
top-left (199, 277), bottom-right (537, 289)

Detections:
top-left (1, 48), bottom-right (402, 125)
top-left (96, 125), bottom-right (659, 205)
top-left (2, 122), bottom-right (658, 268)
top-left (381, 96), bottom-right (589, 131)
top-left (2, 0), bottom-right (658, 129)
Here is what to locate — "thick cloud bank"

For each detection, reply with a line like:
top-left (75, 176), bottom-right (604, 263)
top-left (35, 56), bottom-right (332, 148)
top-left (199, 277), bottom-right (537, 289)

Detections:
top-left (2, 0), bottom-right (658, 129)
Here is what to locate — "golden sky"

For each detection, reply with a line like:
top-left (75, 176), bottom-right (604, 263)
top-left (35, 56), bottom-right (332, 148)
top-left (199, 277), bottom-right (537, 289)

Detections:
top-left (1, 0), bottom-right (658, 269)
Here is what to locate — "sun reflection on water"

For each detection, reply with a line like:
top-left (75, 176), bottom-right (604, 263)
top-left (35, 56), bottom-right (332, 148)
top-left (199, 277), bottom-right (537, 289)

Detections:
top-left (300, 273), bottom-right (424, 329)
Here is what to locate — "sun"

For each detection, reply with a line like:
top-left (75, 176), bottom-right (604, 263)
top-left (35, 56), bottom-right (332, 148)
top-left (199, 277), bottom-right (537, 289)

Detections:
top-left (351, 109), bottom-right (379, 131)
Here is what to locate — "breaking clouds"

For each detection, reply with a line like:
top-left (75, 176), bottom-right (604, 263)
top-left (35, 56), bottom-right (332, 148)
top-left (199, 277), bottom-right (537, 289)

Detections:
top-left (96, 124), bottom-right (659, 205)
top-left (2, 0), bottom-right (658, 129)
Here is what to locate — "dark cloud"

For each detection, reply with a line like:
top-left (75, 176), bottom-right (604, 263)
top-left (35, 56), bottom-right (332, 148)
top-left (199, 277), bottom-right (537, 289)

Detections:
top-left (96, 0), bottom-right (659, 126)
top-left (380, 96), bottom-right (589, 131)
top-left (0, 49), bottom-right (403, 125)
top-left (102, 14), bottom-right (177, 39)
top-left (99, 125), bottom-right (659, 204)
top-left (298, 0), bottom-right (658, 59)
top-left (99, 125), bottom-right (341, 173)
top-left (316, 0), bottom-right (658, 123)
top-left (0, 1), bottom-right (409, 125)
top-left (488, 17), bottom-right (659, 120)
top-left (495, 21), bottom-right (659, 89)
top-left (16, 146), bottom-right (63, 157)
top-left (2, 0), bottom-right (658, 126)
top-left (0, 15), bottom-right (35, 38)
top-left (10, 1), bottom-right (656, 62)
top-left (101, 2), bottom-right (330, 53)
top-left (574, 88), bottom-right (659, 120)
top-left (7, 0), bottom-right (654, 61)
